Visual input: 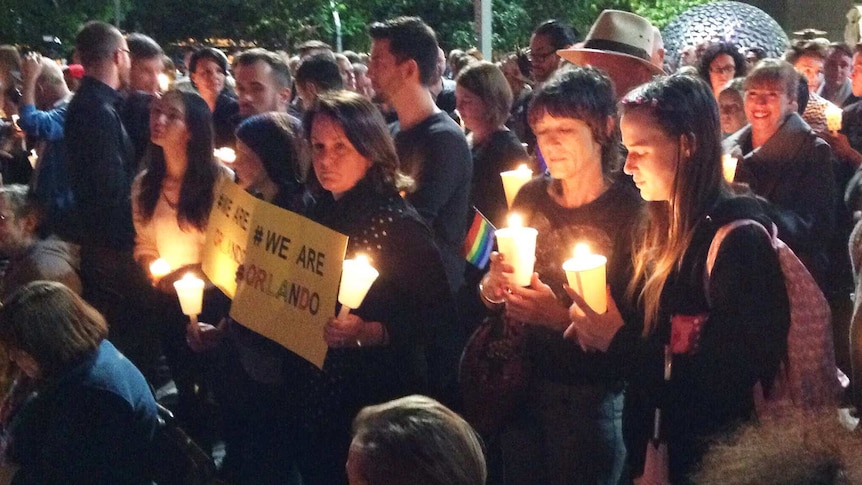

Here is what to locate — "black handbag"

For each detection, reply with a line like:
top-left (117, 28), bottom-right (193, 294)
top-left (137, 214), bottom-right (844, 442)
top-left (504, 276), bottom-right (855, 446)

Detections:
top-left (459, 314), bottom-right (531, 435)
top-left (150, 402), bottom-right (218, 485)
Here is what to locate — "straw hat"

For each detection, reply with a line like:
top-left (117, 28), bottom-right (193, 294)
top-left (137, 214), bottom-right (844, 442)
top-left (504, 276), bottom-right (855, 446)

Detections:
top-left (557, 10), bottom-right (665, 96)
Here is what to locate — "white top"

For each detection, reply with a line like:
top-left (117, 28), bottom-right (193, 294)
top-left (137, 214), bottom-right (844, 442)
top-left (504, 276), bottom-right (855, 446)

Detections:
top-left (132, 166), bottom-right (233, 270)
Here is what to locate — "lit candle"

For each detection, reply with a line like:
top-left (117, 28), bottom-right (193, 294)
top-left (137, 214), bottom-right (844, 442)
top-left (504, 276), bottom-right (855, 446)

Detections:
top-left (149, 258), bottom-right (172, 280)
top-left (500, 164), bottom-right (533, 208)
top-left (563, 243), bottom-right (607, 315)
top-left (173, 273), bottom-right (205, 317)
top-left (214, 147), bottom-right (236, 164)
top-left (721, 154), bottom-right (738, 183)
top-left (158, 73), bottom-right (171, 92)
top-left (494, 214), bottom-right (538, 287)
top-left (338, 254), bottom-right (379, 318)
top-left (825, 103), bottom-right (843, 132)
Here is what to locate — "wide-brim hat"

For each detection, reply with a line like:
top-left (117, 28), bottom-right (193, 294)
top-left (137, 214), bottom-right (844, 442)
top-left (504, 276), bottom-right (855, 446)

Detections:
top-left (557, 10), bottom-right (664, 94)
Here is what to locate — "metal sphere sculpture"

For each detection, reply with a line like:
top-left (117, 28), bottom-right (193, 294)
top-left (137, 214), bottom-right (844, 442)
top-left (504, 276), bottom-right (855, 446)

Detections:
top-left (662, 1), bottom-right (789, 71)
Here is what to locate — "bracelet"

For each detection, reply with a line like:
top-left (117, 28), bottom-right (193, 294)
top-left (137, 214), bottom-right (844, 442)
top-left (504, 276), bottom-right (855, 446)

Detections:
top-left (479, 280), bottom-right (505, 305)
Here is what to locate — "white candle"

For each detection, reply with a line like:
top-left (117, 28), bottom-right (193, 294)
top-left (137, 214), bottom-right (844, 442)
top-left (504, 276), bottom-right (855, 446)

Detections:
top-left (149, 258), bottom-right (172, 279)
top-left (27, 149), bottom-right (37, 168)
top-left (173, 273), bottom-right (205, 316)
top-left (158, 73), bottom-right (170, 92)
top-left (721, 154), bottom-right (738, 183)
top-left (500, 164), bottom-right (533, 208)
top-left (338, 254), bottom-right (379, 316)
top-left (826, 104), bottom-right (843, 132)
top-left (214, 147), bottom-right (236, 164)
top-left (563, 243), bottom-right (607, 315)
top-left (495, 214), bottom-right (538, 287)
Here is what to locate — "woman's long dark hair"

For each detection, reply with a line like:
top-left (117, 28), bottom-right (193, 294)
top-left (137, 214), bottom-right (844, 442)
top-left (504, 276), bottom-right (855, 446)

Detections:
top-left (138, 90), bottom-right (218, 232)
top-left (620, 74), bottom-right (727, 335)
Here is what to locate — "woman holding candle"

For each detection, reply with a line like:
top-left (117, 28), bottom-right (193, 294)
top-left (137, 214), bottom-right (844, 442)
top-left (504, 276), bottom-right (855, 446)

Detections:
top-left (215, 111), bottom-right (312, 483)
top-left (477, 66), bottom-right (643, 484)
top-left (565, 74), bottom-right (790, 482)
top-left (300, 90), bottom-right (458, 484)
top-left (133, 89), bottom-right (228, 279)
top-left (132, 88), bottom-right (230, 440)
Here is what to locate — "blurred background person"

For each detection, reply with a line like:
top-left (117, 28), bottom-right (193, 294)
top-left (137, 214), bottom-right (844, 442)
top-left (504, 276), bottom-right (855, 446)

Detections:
top-left (17, 53), bottom-right (74, 237)
top-left (188, 47), bottom-right (238, 148)
top-left (294, 53), bottom-right (344, 113)
top-left (456, 61), bottom-right (528, 229)
top-left (718, 78), bottom-right (748, 137)
top-left (697, 42), bottom-right (747, 100)
top-left (819, 42), bottom-right (857, 107)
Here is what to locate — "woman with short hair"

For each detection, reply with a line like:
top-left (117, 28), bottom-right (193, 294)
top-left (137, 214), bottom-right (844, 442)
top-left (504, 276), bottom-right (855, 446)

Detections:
top-left (478, 66), bottom-right (643, 484)
top-left (188, 47), bottom-right (238, 147)
top-left (0, 281), bottom-right (158, 484)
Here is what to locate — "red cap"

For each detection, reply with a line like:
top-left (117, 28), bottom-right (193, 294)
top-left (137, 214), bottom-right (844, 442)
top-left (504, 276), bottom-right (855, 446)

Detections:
top-left (65, 64), bottom-right (84, 79)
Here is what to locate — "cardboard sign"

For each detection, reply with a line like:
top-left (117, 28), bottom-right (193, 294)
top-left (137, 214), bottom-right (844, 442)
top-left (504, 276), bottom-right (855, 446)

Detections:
top-left (202, 180), bottom-right (349, 368)
top-left (202, 179), bottom-right (259, 298)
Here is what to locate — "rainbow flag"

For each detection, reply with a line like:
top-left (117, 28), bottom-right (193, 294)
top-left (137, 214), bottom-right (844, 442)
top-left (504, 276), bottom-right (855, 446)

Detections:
top-left (462, 208), bottom-right (495, 269)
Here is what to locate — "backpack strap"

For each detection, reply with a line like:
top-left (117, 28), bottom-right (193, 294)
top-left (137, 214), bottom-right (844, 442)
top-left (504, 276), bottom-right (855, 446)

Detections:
top-left (705, 219), bottom-right (778, 297)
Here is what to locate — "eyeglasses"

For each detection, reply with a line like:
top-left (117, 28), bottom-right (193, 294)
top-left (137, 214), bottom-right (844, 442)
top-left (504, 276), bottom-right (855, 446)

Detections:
top-left (709, 65), bottom-right (736, 75)
top-left (528, 49), bottom-right (556, 63)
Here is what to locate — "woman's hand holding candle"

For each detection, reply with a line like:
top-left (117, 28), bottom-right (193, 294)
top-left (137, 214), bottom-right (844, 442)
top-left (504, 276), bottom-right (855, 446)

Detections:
top-left (504, 272), bottom-right (571, 330)
top-left (324, 314), bottom-right (388, 348)
top-left (563, 286), bottom-right (623, 353)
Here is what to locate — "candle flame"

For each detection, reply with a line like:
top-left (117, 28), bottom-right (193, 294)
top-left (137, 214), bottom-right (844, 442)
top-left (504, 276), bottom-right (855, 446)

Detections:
top-left (181, 272), bottom-right (199, 282)
top-left (507, 213), bottom-right (523, 228)
top-left (149, 258), bottom-right (171, 277)
top-left (214, 147), bottom-right (236, 163)
top-left (574, 243), bottom-right (591, 258)
top-left (517, 164), bottom-right (530, 172)
top-left (158, 73), bottom-right (170, 92)
top-left (355, 254), bottom-right (370, 265)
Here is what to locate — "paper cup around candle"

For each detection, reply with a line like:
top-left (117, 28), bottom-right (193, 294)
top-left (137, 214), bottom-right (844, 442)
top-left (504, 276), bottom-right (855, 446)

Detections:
top-left (563, 244), bottom-right (607, 315)
top-left (495, 226), bottom-right (538, 287)
top-left (500, 165), bottom-right (533, 208)
top-left (174, 273), bottom-right (205, 316)
top-left (721, 154), bottom-right (738, 183)
top-left (149, 258), bottom-right (172, 279)
top-left (338, 256), bottom-right (379, 310)
top-left (825, 104), bottom-right (843, 132)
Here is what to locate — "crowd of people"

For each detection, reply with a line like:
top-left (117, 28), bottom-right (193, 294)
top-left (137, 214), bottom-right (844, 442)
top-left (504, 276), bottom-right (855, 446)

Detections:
top-left (0, 6), bottom-right (861, 484)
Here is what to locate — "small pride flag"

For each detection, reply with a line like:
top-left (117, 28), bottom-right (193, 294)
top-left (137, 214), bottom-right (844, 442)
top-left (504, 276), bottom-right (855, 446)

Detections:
top-left (462, 208), bottom-right (495, 269)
